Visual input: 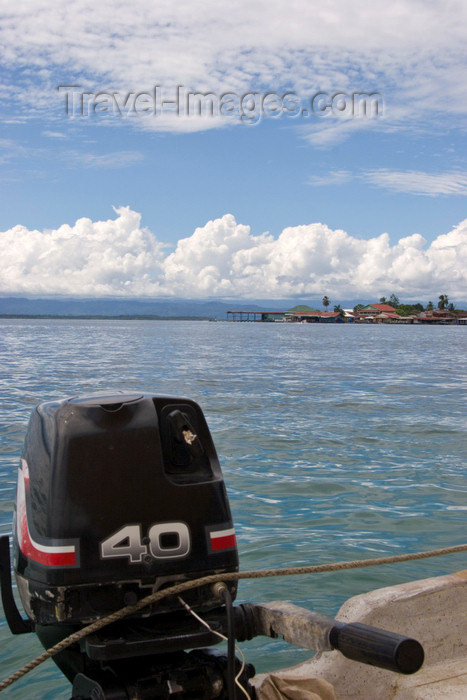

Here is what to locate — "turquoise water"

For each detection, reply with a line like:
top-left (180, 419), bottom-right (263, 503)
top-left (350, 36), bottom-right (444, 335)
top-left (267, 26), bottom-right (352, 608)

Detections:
top-left (0, 319), bottom-right (466, 697)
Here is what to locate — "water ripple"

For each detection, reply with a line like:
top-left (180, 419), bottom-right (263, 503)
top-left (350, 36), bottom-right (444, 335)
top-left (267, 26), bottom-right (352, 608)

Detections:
top-left (0, 319), bottom-right (466, 685)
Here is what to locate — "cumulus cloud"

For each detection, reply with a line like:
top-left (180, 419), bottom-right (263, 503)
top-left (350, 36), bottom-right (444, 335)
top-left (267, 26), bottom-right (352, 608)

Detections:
top-left (1, 207), bottom-right (466, 300)
top-left (1, 207), bottom-right (166, 296)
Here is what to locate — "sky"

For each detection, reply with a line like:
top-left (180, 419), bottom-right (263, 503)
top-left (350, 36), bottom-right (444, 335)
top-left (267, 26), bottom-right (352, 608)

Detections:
top-left (0, 0), bottom-right (466, 303)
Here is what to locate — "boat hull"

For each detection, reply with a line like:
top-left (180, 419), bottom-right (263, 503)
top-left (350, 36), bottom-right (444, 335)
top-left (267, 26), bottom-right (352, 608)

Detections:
top-left (254, 569), bottom-right (467, 699)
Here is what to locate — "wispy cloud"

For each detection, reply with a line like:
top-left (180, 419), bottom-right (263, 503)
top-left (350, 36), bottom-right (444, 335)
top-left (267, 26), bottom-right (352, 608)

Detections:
top-left (363, 169), bottom-right (467, 196)
top-left (42, 130), bottom-right (67, 139)
top-left (1, 1), bottom-right (466, 139)
top-left (307, 168), bottom-right (467, 197)
top-left (65, 150), bottom-right (145, 169)
top-left (307, 170), bottom-right (353, 186)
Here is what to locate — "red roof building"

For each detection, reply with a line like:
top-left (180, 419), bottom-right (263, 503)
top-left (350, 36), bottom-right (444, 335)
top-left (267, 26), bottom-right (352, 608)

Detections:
top-left (358, 303), bottom-right (399, 316)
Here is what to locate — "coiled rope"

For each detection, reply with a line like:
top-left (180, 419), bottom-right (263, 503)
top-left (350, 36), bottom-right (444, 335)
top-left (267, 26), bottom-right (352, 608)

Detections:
top-left (1, 542), bottom-right (466, 693)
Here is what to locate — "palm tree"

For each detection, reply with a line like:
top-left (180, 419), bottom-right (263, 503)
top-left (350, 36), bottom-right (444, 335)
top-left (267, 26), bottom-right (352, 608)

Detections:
top-left (334, 304), bottom-right (345, 319)
top-left (322, 295), bottom-right (330, 310)
top-left (438, 294), bottom-right (449, 310)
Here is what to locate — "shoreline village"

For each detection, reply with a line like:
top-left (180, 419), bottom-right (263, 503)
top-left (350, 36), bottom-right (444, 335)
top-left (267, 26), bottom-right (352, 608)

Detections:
top-left (227, 303), bottom-right (467, 324)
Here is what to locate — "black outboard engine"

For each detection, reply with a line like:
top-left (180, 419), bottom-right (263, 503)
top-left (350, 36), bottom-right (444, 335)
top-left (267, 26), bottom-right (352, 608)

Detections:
top-left (10, 393), bottom-right (247, 698)
top-left (0, 392), bottom-right (425, 699)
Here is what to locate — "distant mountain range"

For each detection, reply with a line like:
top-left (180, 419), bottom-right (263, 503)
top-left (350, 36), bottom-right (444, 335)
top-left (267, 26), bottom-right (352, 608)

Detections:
top-left (2, 296), bottom-right (464, 319)
top-left (0, 296), bottom-right (265, 320)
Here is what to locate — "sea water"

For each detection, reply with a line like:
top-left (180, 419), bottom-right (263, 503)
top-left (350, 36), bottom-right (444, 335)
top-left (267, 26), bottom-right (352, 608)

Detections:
top-left (0, 319), bottom-right (466, 698)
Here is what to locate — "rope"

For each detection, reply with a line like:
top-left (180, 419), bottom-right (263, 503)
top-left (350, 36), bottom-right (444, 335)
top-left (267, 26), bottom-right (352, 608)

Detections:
top-left (1, 542), bottom-right (466, 693)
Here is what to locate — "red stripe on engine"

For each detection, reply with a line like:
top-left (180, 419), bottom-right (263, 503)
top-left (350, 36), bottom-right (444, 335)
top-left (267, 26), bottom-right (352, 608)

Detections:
top-left (210, 529), bottom-right (236, 551)
top-left (17, 462), bottom-right (76, 567)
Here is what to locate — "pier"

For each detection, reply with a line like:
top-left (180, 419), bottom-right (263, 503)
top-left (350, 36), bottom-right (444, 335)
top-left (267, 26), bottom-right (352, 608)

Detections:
top-left (227, 310), bottom-right (287, 322)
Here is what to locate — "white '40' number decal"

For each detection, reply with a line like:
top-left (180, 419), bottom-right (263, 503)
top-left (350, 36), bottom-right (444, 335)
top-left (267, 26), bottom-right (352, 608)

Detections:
top-left (100, 523), bottom-right (191, 563)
